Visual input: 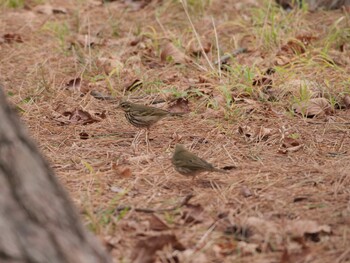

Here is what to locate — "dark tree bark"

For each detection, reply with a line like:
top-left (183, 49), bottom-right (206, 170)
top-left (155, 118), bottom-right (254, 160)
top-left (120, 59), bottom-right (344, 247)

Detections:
top-left (0, 87), bottom-right (112, 263)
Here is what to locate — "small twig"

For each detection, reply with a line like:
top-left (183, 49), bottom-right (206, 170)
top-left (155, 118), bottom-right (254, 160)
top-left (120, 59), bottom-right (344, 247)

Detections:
top-left (115, 194), bottom-right (194, 214)
top-left (214, 47), bottom-right (248, 65)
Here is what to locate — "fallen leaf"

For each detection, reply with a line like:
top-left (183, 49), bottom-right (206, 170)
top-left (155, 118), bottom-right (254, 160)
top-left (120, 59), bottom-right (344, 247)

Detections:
top-left (66, 77), bottom-right (81, 92)
top-left (240, 185), bottom-right (253, 197)
top-left (186, 38), bottom-right (212, 57)
top-left (280, 39), bottom-right (306, 55)
top-left (103, 235), bottom-right (121, 252)
top-left (148, 214), bottom-right (170, 231)
top-left (34, 4), bottom-right (67, 15)
top-left (161, 42), bottom-right (188, 64)
top-left (274, 55), bottom-right (290, 66)
top-left (167, 98), bottom-right (190, 114)
top-left (74, 34), bottom-right (104, 48)
top-left (96, 57), bottom-right (124, 74)
top-left (343, 94), bottom-right (350, 108)
top-left (279, 137), bottom-right (303, 154)
top-left (131, 234), bottom-right (185, 263)
top-left (252, 76), bottom-right (273, 89)
top-left (238, 125), bottom-right (272, 142)
top-left (285, 220), bottom-right (331, 241)
top-left (296, 34), bottom-right (317, 46)
top-left (112, 163), bottom-right (132, 177)
top-left (2, 33), bottom-right (23, 43)
top-left (61, 108), bottom-right (101, 125)
top-left (237, 241), bottom-right (260, 256)
top-left (292, 98), bottom-right (332, 117)
top-left (181, 203), bottom-right (205, 224)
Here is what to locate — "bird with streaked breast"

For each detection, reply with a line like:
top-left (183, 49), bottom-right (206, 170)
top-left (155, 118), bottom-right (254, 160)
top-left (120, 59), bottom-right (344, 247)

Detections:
top-left (172, 144), bottom-right (227, 177)
top-left (118, 101), bottom-right (184, 129)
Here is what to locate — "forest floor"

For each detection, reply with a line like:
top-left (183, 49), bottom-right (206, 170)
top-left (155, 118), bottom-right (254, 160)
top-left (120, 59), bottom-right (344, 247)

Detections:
top-left (1, 0), bottom-right (350, 262)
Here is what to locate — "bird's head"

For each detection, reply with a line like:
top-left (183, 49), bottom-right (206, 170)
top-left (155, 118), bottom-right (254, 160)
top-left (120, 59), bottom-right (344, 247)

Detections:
top-left (118, 101), bottom-right (132, 112)
top-left (174, 144), bottom-right (187, 155)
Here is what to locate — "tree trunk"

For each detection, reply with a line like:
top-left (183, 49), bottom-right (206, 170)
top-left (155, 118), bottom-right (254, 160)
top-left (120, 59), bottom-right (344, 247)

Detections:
top-left (0, 87), bottom-right (112, 263)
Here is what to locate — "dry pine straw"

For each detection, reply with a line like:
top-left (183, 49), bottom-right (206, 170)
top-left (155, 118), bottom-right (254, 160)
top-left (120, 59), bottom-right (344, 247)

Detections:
top-left (1, 0), bottom-right (350, 262)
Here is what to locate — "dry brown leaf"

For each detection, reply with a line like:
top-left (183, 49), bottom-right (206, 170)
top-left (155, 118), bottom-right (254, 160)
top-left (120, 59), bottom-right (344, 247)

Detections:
top-left (293, 98), bottom-right (332, 117)
top-left (148, 214), bottom-right (170, 231)
top-left (103, 235), bottom-right (121, 252)
top-left (240, 185), bottom-right (253, 197)
top-left (66, 77), bottom-right (81, 92)
top-left (274, 55), bottom-right (290, 66)
top-left (285, 220), bottom-right (331, 240)
top-left (202, 107), bottom-right (225, 119)
top-left (181, 203), bottom-right (206, 224)
top-left (280, 39), bottom-right (306, 55)
top-left (2, 33), bottom-right (23, 44)
top-left (167, 98), bottom-right (190, 114)
top-left (252, 76), bottom-right (273, 88)
top-left (161, 42), bottom-right (188, 64)
top-left (343, 94), bottom-right (350, 108)
top-left (186, 38), bottom-right (212, 57)
top-left (237, 241), bottom-right (260, 256)
top-left (238, 125), bottom-right (272, 142)
top-left (74, 34), bottom-right (104, 48)
top-left (131, 234), bottom-right (185, 263)
top-left (112, 164), bottom-right (132, 177)
top-left (279, 137), bottom-right (303, 154)
top-left (283, 79), bottom-right (326, 98)
top-left (34, 4), bottom-right (67, 15)
top-left (56, 108), bottom-right (101, 125)
top-left (96, 57), bottom-right (124, 74)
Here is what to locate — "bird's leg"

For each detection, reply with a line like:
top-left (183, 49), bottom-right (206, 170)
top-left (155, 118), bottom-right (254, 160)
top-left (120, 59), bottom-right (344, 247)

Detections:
top-left (132, 129), bottom-right (142, 153)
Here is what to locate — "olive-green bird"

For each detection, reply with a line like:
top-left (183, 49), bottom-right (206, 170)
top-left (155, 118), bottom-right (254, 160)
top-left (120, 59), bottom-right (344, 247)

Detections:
top-left (118, 101), bottom-right (184, 151)
top-left (172, 144), bottom-right (227, 177)
top-left (118, 101), bottom-right (184, 129)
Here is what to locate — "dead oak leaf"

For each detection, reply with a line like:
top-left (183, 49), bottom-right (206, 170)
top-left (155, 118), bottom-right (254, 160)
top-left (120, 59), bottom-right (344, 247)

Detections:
top-left (55, 108), bottom-right (103, 125)
top-left (34, 4), bottom-right (67, 15)
top-left (161, 42), bottom-right (189, 64)
top-left (111, 163), bottom-right (132, 177)
top-left (292, 98), bottom-right (332, 118)
top-left (285, 220), bottom-right (331, 242)
top-left (181, 203), bottom-right (206, 224)
top-left (186, 38), bottom-right (212, 57)
top-left (131, 234), bottom-right (185, 263)
top-left (167, 98), bottom-right (190, 114)
top-left (96, 57), bottom-right (124, 75)
top-left (2, 33), bottom-right (23, 44)
top-left (279, 137), bottom-right (303, 154)
top-left (147, 214), bottom-right (170, 231)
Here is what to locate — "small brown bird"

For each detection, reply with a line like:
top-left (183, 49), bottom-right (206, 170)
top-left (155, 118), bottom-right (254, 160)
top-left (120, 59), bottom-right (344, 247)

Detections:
top-left (118, 101), bottom-right (184, 150)
top-left (172, 144), bottom-right (227, 177)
